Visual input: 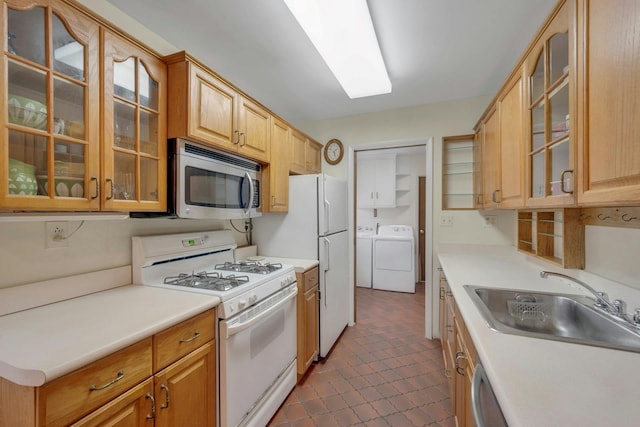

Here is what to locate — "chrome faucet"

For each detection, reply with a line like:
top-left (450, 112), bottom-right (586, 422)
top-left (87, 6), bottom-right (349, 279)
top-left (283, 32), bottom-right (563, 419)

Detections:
top-left (539, 271), bottom-right (618, 313)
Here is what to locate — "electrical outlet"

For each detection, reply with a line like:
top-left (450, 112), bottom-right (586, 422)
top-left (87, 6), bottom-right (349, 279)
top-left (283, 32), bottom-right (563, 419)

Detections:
top-left (440, 215), bottom-right (453, 227)
top-left (483, 215), bottom-right (498, 227)
top-left (45, 221), bottom-right (68, 248)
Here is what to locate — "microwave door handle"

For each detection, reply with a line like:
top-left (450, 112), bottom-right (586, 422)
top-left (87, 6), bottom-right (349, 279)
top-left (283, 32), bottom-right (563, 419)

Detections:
top-left (244, 172), bottom-right (254, 216)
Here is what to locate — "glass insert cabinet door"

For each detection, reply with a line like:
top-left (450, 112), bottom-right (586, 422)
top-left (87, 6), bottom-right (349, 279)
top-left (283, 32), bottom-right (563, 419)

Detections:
top-left (1, 0), bottom-right (100, 210)
top-left (526, 1), bottom-right (574, 206)
top-left (102, 30), bottom-right (166, 211)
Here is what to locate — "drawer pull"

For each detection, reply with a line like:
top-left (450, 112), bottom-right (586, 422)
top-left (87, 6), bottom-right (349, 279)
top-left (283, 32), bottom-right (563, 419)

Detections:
top-left (308, 277), bottom-right (317, 283)
top-left (89, 369), bottom-right (125, 391)
top-left (145, 392), bottom-right (156, 419)
top-left (160, 384), bottom-right (171, 409)
top-left (179, 331), bottom-right (201, 343)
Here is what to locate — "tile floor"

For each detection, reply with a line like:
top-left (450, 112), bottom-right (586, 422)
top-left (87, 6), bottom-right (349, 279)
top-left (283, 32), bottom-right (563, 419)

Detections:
top-left (268, 284), bottom-right (455, 426)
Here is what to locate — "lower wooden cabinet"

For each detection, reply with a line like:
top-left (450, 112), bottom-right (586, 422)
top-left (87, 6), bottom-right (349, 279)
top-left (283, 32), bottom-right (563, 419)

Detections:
top-left (296, 266), bottom-right (319, 380)
top-left (439, 271), bottom-right (477, 427)
top-left (0, 309), bottom-right (216, 427)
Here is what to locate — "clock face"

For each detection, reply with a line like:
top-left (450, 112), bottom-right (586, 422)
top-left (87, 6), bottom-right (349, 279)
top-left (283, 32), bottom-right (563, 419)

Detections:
top-left (324, 139), bottom-right (344, 165)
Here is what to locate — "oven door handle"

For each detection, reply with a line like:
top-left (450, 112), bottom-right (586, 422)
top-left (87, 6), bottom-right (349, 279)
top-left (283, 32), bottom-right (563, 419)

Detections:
top-left (223, 286), bottom-right (298, 339)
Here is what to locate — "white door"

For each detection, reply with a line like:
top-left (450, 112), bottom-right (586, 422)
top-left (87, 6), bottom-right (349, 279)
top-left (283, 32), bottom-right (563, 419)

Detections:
top-left (319, 230), bottom-right (349, 357)
top-left (318, 174), bottom-right (348, 235)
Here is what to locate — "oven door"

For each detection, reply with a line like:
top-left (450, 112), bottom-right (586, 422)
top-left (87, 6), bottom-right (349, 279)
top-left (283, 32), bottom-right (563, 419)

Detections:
top-left (219, 283), bottom-right (297, 427)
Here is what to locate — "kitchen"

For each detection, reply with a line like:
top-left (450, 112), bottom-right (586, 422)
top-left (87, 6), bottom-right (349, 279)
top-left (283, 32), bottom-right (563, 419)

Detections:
top-left (1, 0), bottom-right (640, 426)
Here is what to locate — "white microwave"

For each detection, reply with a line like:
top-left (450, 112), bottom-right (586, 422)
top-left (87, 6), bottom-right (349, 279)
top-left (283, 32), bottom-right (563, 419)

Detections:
top-left (171, 138), bottom-right (262, 219)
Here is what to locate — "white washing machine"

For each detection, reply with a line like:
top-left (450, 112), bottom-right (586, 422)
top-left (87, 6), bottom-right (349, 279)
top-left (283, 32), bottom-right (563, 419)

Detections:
top-left (372, 225), bottom-right (415, 293)
top-left (356, 225), bottom-right (376, 288)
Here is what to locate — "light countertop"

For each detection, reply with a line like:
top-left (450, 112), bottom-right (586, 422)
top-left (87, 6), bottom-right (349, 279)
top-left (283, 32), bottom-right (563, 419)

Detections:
top-left (255, 256), bottom-right (319, 274)
top-left (0, 285), bottom-right (220, 387)
top-left (437, 244), bottom-right (640, 427)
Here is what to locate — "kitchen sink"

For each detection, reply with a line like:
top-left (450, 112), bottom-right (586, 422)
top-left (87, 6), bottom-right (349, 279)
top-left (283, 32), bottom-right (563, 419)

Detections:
top-left (464, 285), bottom-right (640, 353)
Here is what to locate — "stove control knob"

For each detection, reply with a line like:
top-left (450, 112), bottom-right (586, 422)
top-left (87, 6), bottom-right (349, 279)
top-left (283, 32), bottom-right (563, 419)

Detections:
top-left (238, 299), bottom-right (247, 309)
top-left (249, 294), bottom-right (258, 305)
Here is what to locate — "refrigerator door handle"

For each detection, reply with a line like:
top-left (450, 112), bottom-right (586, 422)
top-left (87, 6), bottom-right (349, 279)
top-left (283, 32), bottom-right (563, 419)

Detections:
top-left (324, 199), bottom-right (331, 234)
top-left (323, 237), bottom-right (331, 272)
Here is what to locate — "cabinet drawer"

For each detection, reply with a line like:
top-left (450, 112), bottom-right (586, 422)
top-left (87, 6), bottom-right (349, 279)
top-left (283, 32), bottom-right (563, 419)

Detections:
top-left (39, 338), bottom-right (152, 427)
top-left (153, 309), bottom-right (216, 372)
top-left (302, 267), bottom-right (319, 293)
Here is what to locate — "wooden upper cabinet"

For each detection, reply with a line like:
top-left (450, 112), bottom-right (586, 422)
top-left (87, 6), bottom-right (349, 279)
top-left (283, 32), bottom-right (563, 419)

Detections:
top-left (165, 52), bottom-right (270, 163)
top-left (237, 96), bottom-right (270, 163)
top-left (524, 0), bottom-right (575, 207)
top-left (102, 30), bottom-right (167, 212)
top-left (576, 0), bottom-right (640, 205)
top-left (480, 106), bottom-right (500, 209)
top-left (264, 116), bottom-right (290, 212)
top-left (0, 0), bottom-right (101, 211)
top-left (499, 72), bottom-right (525, 209)
top-left (290, 129), bottom-right (321, 174)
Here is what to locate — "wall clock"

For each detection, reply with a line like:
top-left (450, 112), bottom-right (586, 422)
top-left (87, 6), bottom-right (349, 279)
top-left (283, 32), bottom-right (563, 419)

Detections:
top-left (323, 138), bottom-right (344, 165)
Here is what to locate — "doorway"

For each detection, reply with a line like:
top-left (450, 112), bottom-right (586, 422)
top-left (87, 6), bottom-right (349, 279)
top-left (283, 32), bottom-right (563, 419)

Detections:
top-left (418, 176), bottom-right (426, 283)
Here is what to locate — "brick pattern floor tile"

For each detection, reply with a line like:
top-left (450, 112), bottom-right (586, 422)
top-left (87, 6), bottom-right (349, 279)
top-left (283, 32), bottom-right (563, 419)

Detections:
top-left (268, 284), bottom-right (454, 426)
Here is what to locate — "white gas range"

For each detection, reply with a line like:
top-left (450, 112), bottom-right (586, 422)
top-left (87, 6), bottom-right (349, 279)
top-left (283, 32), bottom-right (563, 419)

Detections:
top-left (132, 230), bottom-right (297, 427)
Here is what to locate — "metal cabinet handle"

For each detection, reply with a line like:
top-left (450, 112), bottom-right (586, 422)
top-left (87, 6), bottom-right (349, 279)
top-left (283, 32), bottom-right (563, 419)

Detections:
top-left (560, 169), bottom-right (574, 194)
top-left (160, 384), bottom-right (170, 409)
top-left (105, 178), bottom-right (114, 200)
top-left (89, 369), bottom-right (124, 391)
top-left (491, 189), bottom-right (501, 204)
top-left (439, 287), bottom-right (445, 301)
top-left (272, 195), bottom-right (276, 207)
top-left (90, 177), bottom-right (99, 200)
top-left (179, 331), bottom-right (201, 343)
top-left (145, 392), bottom-right (156, 419)
top-left (233, 130), bottom-right (240, 144)
top-left (240, 132), bottom-right (246, 146)
top-left (455, 351), bottom-right (466, 376)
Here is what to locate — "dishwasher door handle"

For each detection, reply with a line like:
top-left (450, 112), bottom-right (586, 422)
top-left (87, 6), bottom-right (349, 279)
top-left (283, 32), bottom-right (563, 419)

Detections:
top-left (472, 363), bottom-right (508, 427)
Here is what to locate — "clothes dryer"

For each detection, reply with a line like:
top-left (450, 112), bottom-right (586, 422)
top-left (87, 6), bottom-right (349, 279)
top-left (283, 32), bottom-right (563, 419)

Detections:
top-left (372, 225), bottom-right (415, 293)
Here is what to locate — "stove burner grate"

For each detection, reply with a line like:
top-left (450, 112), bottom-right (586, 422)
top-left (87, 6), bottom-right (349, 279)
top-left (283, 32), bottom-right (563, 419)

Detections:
top-left (215, 261), bottom-right (283, 275)
top-left (163, 271), bottom-right (250, 291)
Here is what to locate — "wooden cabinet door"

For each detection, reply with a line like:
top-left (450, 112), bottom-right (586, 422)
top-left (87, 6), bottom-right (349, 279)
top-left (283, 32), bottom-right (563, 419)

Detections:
top-left (237, 96), bottom-right (270, 163)
top-left (102, 30), bottom-right (167, 212)
top-left (153, 342), bottom-right (216, 427)
top-left (189, 64), bottom-right (238, 150)
top-left (577, 0), bottom-right (640, 205)
top-left (302, 286), bottom-right (319, 371)
top-left (499, 74), bottom-right (525, 208)
top-left (0, 0), bottom-right (101, 211)
top-left (306, 140), bottom-right (322, 173)
top-left (266, 117), bottom-right (290, 212)
top-left (290, 129), bottom-right (308, 174)
top-left (70, 380), bottom-right (154, 427)
top-left (481, 106), bottom-right (500, 208)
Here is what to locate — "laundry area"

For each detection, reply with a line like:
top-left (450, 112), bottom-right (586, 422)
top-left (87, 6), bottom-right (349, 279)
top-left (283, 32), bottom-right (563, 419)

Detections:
top-left (355, 147), bottom-right (425, 293)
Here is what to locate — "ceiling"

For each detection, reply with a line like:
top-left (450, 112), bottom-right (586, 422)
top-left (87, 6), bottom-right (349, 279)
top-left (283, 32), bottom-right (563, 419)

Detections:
top-left (106, 0), bottom-right (558, 124)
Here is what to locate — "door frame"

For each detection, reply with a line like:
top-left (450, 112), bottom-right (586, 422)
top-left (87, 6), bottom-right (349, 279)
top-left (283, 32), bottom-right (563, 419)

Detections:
top-left (348, 138), bottom-right (434, 339)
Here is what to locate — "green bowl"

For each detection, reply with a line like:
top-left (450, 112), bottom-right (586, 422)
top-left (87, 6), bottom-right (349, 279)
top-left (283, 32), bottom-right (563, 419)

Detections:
top-left (8, 95), bottom-right (47, 130)
top-left (8, 158), bottom-right (37, 195)
top-left (36, 175), bottom-right (84, 197)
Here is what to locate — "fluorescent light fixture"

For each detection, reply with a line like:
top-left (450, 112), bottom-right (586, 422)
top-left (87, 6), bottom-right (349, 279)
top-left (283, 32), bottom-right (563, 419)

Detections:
top-left (284, 0), bottom-right (391, 99)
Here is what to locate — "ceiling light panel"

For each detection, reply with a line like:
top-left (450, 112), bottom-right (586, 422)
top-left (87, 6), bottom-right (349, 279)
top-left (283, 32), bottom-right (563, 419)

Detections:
top-left (284, 0), bottom-right (391, 99)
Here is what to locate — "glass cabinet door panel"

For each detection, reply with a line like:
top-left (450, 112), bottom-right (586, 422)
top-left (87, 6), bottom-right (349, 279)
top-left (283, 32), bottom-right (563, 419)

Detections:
top-left (531, 102), bottom-right (545, 151)
top-left (53, 140), bottom-right (84, 198)
top-left (531, 152), bottom-right (546, 198)
top-left (530, 52), bottom-right (544, 102)
top-left (140, 110), bottom-right (158, 156)
top-left (52, 13), bottom-right (85, 81)
top-left (113, 57), bottom-right (136, 102)
top-left (550, 140), bottom-right (570, 196)
top-left (114, 152), bottom-right (136, 200)
top-left (7, 7), bottom-right (45, 65)
top-left (549, 82), bottom-right (569, 141)
top-left (139, 62), bottom-right (158, 109)
top-left (8, 130), bottom-right (46, 196)
top-left (140, 157), bottom-right (158, 201)
top-left (8, 63), bottom-right (47, 130)
top-left (113, 101), bottom-right (136, 150)
top-left (53, 78), bottom-right (84, 135)
top-left (549, 32), bottom-right (569, 85)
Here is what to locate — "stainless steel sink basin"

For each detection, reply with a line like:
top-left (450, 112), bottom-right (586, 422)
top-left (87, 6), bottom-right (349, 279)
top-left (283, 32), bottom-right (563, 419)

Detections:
top-left (464, 285), bottom-right (640, 353)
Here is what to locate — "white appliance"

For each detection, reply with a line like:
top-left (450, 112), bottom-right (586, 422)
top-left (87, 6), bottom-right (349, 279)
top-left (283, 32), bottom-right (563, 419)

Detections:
top-left (372, 225), bottom-right (416, 293)
top-left (253, 173), bottom-right (349, 358)
top-left (132, 230), bottom-right (297, 427)
top-left (356, 225), bottom-right (376, 288)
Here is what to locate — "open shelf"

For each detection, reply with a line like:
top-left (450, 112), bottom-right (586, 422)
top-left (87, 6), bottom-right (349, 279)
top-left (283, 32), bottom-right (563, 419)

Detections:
top-left (442, 135), bottom-right (475, 210)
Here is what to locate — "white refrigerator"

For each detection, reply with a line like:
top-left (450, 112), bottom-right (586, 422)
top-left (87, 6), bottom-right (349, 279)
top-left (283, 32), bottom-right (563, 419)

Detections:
top-left (253, 174), bottom-right (349, 358)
